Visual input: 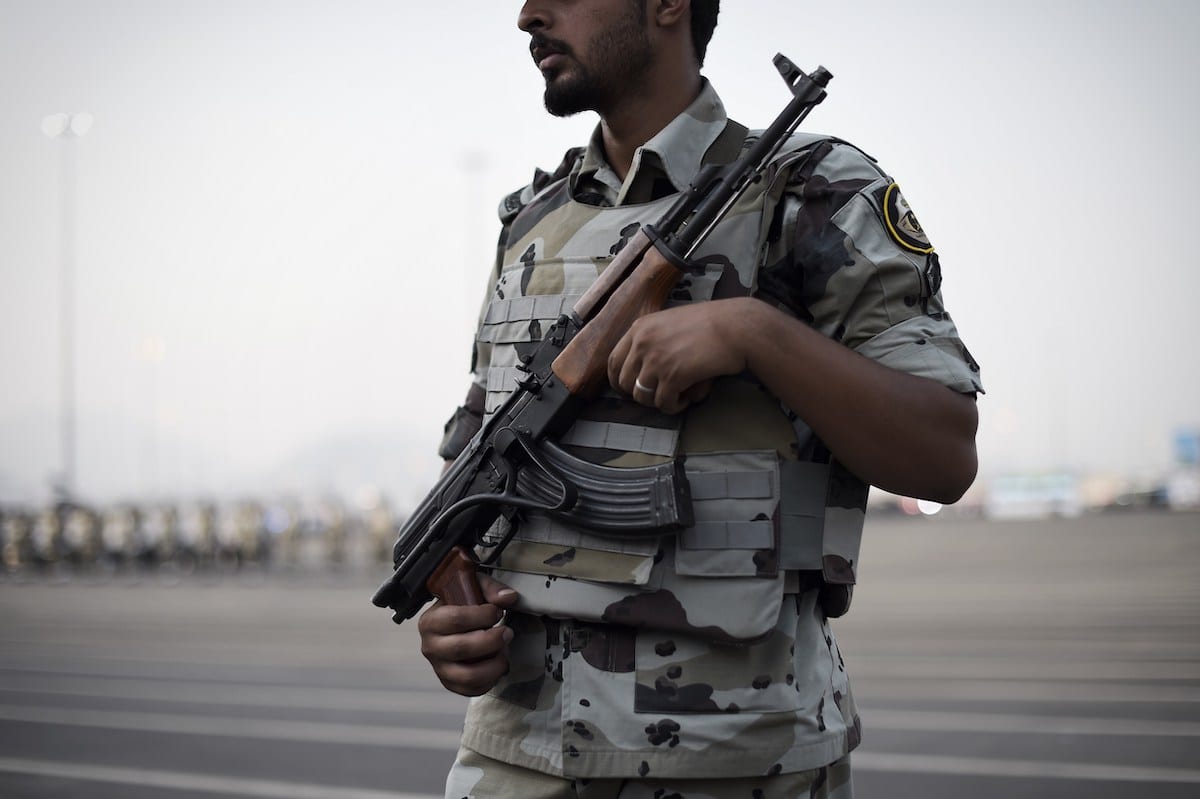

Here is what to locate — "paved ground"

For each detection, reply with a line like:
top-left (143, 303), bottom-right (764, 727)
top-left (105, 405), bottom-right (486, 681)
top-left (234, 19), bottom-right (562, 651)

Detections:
top-left (0, 510), bottom-right (1197, 798)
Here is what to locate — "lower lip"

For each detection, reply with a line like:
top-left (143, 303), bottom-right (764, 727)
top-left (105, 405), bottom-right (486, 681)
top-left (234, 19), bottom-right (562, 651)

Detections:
top-left (538, 53), bottom-right (566, 71)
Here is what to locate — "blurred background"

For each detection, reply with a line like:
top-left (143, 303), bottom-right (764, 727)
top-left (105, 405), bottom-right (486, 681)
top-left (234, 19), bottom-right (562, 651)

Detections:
top-left (1, 2), bottom-right (1198, 798)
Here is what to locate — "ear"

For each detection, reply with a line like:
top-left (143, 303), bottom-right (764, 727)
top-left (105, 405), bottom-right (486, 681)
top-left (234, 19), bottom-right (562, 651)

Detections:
top-left (650, 0), bottom-right (689, 29)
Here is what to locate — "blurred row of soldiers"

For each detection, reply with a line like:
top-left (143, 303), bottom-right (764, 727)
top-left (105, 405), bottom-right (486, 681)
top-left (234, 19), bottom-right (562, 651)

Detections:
top-left (0, 495), bottom-right (402, 576)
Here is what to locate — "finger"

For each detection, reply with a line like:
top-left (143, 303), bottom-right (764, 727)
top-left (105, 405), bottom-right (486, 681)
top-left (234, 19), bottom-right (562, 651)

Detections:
top-left (607, 330), bottom-right (634, 391)
top-left (422, 624), bottom-right (514, 665)
top-left (418, 600), bottom-right (506, 637)
top-left (655, 373), bottom-right (711, 415)
top-left (658, 387), bottom-right (688, 415)
top-left (682, 379), bottom-right (714, 405)
top-left (631, 375), bottom-right (659, 406)
top-left (436, 651), bottom-right (512, 697)
top-left (663, 379), bottom-right (712, 413)
top-left (477, 573), bottom-right (519, 607)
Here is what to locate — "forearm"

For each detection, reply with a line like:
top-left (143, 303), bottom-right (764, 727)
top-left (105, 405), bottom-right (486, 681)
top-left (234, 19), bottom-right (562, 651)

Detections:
top-left (731, 298), bottom-right (978, 502)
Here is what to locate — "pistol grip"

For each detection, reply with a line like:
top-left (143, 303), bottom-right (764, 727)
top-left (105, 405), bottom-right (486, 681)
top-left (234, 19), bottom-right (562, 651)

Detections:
top-left (427, 546), bottom-right (486, 606)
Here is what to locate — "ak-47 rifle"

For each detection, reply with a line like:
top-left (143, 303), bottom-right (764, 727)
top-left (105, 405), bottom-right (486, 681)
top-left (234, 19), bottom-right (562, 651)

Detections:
top-left (372, 55), bottom-right (831, 623)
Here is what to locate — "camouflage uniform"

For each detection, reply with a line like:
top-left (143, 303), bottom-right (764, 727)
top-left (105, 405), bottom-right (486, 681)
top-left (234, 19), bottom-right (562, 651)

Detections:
top-left (445, 745), bottom-right (852, 798)
top-left (440, 82), bottom-right (982, 793)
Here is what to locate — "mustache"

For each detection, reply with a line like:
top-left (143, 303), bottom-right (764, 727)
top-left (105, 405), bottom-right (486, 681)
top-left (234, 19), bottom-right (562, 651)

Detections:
top-left (529, 33), bottom-right (573, 61)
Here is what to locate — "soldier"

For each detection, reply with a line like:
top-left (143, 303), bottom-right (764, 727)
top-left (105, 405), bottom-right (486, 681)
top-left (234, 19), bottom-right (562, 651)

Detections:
top-left (100, 504), bottom-right (134, 572)
top-left (62, 504), bottom-right (101, 571)
top-left (1, 507), bottom-right (33, 574)
top-left (365, 493), bottom-right (398, 567)
top-left (418, 2), bottom-right (982, 797)
top-left (31, 504), bottom-right (64, 571)
top-left (176, 500), bottom-right (218, 573)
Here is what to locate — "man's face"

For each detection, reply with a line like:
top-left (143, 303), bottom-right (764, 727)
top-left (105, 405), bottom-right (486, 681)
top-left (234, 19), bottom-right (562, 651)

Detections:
top-left (520, 0), bottom-right (655, 117)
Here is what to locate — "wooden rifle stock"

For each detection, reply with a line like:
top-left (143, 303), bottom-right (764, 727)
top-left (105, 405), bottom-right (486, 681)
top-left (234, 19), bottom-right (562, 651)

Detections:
top-left (552, 233), bottom-right (683, 396)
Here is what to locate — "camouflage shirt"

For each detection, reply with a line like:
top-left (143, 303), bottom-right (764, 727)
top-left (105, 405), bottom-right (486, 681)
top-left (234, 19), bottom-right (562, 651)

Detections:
top-left (456, 81), bottom-right (982, 780)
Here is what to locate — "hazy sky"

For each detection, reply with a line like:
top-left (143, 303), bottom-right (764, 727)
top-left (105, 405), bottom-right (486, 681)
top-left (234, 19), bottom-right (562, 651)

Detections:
top-left (1, 0), bottom-right (1198, 505)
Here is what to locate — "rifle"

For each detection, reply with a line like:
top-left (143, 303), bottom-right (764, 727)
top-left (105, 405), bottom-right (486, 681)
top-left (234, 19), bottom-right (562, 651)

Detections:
top-left (372, 55), bottom-right (832, 623)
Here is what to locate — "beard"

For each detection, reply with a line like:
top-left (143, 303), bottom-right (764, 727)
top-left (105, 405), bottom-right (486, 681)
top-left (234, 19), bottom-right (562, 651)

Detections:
top-left (540, 4), bottom-right (654, 117)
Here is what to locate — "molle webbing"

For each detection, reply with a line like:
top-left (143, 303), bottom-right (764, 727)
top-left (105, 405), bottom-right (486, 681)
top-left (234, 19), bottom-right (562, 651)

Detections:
top-left (683, 470), bottom-right (775, 550)
top-left (678, 459), bottom-right (850, 577)
top-left (778, 460), bottom-right (830, 572)
top-left (479, 295), bottom-right (580, 343)
top-left (560, 420), bottom-right (680, 458)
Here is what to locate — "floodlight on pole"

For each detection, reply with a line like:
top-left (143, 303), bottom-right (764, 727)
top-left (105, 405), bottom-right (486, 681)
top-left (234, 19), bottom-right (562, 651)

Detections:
top-left (42, 112), bottom-right (92, 500)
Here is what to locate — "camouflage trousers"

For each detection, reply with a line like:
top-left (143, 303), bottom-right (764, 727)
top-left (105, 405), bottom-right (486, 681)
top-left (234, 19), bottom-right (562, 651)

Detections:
top-left (444, 746), bottom-right (854, 799)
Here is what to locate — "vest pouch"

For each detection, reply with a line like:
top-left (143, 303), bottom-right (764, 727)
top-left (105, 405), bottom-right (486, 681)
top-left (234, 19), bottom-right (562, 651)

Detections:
top-left (675, 451), bottom-right (781, 579)
top-left (638, 450), bottom-right (784, 644)
top-left (494, 514), bottom-right (663, 585)
top-left (633, 590), bottom-right (827, 716)
top-left (490, 512), bottom-right (666, 625)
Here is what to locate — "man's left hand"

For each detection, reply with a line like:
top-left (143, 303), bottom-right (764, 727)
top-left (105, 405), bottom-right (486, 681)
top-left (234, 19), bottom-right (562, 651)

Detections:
top-left (607, 299), bottom-right (749, 414)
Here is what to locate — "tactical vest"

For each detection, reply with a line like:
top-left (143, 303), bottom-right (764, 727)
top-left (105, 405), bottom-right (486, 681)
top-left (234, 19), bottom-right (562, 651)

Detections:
top-left (476, 128), bottom-right (866, 643)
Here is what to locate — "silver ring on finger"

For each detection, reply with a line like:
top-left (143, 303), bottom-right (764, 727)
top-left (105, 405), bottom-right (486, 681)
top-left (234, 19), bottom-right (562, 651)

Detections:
top-left (634, 377), bottom-right (656, 397)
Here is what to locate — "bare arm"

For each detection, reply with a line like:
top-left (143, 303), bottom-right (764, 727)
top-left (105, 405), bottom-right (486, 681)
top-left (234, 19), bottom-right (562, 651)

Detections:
top-left (608, 296), bottom-right (978, 503)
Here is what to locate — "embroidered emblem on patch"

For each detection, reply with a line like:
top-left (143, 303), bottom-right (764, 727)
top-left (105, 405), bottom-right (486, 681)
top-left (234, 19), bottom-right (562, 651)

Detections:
top-left (883, 183), bottom-right (934, 254)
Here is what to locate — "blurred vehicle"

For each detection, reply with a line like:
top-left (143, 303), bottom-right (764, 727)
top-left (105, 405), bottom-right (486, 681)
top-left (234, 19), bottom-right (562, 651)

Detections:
top-left (985, 473), bottom-right (1082, 520)
top-left (1165, 469), bottom-right (1200, 511)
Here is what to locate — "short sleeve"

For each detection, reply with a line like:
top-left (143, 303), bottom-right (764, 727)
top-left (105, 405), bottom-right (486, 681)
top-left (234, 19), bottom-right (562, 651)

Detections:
top-left (759, 142), bottom-right (983, 395)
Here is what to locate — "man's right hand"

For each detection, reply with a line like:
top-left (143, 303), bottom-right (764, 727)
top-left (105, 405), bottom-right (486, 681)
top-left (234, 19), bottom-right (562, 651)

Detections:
top-left (417, 574), bottom-right (520, 697)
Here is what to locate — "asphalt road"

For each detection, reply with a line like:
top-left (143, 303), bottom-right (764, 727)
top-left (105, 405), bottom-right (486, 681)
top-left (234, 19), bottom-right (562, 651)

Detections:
top-left (1, 510), bottom-right (1198, 798)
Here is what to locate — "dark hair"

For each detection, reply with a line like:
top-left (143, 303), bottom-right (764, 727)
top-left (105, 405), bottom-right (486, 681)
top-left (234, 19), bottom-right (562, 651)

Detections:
top-left (690, 0), bottom-right (719, 66)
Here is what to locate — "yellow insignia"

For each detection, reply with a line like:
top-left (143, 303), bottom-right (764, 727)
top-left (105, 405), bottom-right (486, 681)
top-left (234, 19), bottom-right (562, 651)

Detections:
top-left (883, 183), bottom-right (934, 254)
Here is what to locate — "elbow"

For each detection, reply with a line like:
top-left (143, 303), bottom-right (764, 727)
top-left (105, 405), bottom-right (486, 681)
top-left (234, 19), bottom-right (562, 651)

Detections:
top-left (928, 444), bottom-right (978, 505)
top-left (867, 440), bottom-right (978, 505)
top-left (911, 391), bottom-right (979, 504)
top-left (928, 397), bottom-right (980, 504)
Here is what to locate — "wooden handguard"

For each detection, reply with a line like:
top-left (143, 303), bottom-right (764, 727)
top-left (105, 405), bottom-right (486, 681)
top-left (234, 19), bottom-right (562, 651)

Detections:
top-left (553, 236), bottom-right (683, 397)
top-left (570, 229), bottom-right (655, 322)
top-left (427, 546), bottom-right (486, 606)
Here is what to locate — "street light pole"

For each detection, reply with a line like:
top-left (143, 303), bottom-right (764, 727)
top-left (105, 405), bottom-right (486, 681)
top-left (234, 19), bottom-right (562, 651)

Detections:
top-left (41, 112), bottom-right (92, 501)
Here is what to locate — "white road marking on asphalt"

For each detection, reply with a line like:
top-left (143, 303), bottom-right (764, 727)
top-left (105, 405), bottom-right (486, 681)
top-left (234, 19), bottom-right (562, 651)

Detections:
top-left (0, 672), bottom-right (466, 715)
top-left (4, 744), bottom-right (1200, 789)
top-left (5, 673), bottom-right (1200, 739)
top-left (3, 700), bottom-right (1200, 784)
top-left (6, 667), bottom-right (1200, 709)
top-left (864, 708), bottom-right (1200, 737)
top-left (849, 656), bottom-right (1200, 682)
top-left (853, 751), bottom-right (1200, 783)
top-left (0, 757), bottom-right (439, 799)
top-left (852, 678), bottom-right (1200, 704)
top-left (0, 705), bottom-right (464, 750)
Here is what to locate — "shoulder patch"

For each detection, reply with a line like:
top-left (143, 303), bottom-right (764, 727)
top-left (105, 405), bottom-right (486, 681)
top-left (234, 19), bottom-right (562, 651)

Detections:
top-left (883, 183), bottom-right (934, 254)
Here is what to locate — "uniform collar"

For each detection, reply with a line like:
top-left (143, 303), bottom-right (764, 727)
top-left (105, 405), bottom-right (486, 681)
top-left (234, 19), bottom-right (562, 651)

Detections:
top-left (575, 80), bottom-right (729, 206)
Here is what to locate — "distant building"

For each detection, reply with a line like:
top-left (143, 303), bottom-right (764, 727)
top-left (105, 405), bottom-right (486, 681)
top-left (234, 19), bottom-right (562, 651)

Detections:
top-left (984, 473), bottom-right (1082, 520)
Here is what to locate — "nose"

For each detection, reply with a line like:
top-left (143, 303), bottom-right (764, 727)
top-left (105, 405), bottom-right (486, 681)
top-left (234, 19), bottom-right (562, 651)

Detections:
top-left (517, 1), bottom-right (549, 33)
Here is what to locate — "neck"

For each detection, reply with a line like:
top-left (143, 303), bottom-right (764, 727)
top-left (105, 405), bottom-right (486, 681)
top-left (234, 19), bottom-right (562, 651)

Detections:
top-left (598, 70), bottom-right (702, 182)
